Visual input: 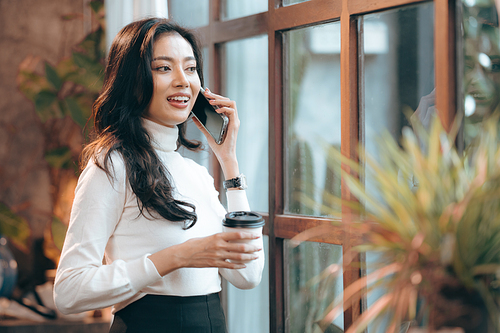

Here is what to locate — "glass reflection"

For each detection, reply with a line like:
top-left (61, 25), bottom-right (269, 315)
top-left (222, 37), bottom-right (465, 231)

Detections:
top-left (362, 3), bottom-right (435, 145)
top-left (285, 22), bottom-right (342, 217)
top-left (361, 4), bottom-right (434, 332)
top-left (286, 240), bottom-right (343, 333)
top-left (461, 0), bottom-right (500, 145)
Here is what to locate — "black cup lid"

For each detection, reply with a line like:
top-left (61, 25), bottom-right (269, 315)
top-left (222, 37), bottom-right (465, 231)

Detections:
top-left (223, 211), bottom-right (265, 228)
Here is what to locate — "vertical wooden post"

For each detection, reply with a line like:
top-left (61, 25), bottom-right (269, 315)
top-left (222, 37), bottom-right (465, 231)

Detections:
top-left (435, 0), bottom-right (457, 131)
top-left (269, 0), bottom-right (285, 331)
top-left (340, 1), bottom-right (361, 328)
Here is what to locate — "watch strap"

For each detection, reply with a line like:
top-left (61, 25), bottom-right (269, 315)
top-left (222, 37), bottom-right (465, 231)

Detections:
top-left (223, 174), bottom-right (247, 190)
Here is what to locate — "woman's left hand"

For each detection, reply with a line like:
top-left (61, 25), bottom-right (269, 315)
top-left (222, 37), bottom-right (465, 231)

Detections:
top-left (192, 88), bottom-right (241, 179)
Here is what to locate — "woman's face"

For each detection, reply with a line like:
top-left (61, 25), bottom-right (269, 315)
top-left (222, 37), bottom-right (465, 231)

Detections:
top-left (144, 33), bottom-right (201, 128)
top-left (463, 7), bottom-right (500, 117)
top-left (464, 35), bottom-right (500, 117)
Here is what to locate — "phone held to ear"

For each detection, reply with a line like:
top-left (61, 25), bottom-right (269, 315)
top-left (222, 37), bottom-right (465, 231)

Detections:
top-left (190, 89), bottom-right (228, 145)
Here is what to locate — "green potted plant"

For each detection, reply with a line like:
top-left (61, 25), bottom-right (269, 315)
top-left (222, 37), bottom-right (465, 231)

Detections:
top-left (299, 114), bottom-right (500, 333)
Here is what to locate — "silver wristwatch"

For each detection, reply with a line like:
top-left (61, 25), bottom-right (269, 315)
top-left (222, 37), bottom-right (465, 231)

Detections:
top-left (223, 174), bottom-right (247, 190)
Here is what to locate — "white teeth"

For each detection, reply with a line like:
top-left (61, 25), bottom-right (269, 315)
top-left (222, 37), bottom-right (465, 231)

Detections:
top-left (168, 96), bottom-right (189, 102)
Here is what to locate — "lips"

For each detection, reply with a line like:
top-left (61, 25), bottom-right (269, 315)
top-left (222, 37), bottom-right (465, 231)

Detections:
top-left (469, 91), bottom-right (493, 105)
top-left (167, 94), bottom-right (190, 108)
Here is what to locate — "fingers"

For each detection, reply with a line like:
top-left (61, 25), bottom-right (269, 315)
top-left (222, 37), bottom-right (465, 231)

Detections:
top-left (225, 241), bottom-right (262, 255)
top-left (218, 232), bottom-right (262, 265)
top-left (209, 100), bottom-right (238, 122)
top-left (204, 88), bottom-right (238, 119)
top-left (181, 233), bottom-right (261, 270)
top-left (218, 233), bottom-right (262, 255)
top-left (203, 88), bottom-right (230, 101)
top-left (215, 250), bottom-right (259, 266)
top-left (221, 231), bottom-right (261, 241)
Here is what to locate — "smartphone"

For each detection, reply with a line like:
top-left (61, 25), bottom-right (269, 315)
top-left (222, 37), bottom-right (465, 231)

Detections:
top-left (190, 89), bottom-right (228, 145)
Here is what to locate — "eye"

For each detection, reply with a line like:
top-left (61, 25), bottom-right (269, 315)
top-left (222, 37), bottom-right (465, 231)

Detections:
top-left (186, 66), bottom-right (197, 73)
top-left (464, 56), bottom-right (475, 71)
top-left (154, 66), bottom-right (171, 72)
top-left (490, 56), bottom-right (500, 73)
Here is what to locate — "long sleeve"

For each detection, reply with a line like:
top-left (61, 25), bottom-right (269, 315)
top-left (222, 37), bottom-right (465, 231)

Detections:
top-left (53, 156), bottom-right (161, 315)
top-left (54, 120), bottom-right (265, 314)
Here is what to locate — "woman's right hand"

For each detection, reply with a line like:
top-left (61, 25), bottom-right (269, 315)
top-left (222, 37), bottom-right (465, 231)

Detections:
top-left (148, 232), bottom-right (262, 276)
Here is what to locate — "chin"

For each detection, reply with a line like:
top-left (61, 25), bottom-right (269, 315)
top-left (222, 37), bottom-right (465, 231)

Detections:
top-left (173, 114), bottom-right (191, 126)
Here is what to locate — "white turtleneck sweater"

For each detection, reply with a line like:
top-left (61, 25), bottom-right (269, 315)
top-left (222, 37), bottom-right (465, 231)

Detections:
top-left (53, 119), bottom-right (264, 315)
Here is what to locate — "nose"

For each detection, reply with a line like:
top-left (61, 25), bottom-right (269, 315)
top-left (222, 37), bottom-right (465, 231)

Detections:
top-left (466, 64), bottom-right (486, 87)
top-left (172, 67), bottom-right (189, 87)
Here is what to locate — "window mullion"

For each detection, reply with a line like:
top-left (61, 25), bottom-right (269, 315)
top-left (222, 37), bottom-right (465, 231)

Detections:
top-left (435, 0), bottom-right (457, 131)
top-left (269, 0), bottom-right (285, 328)
top-left (340, 1), bottom-right (361, 327)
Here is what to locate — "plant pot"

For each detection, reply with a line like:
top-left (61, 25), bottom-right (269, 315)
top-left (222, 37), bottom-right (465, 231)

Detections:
top-left (429, 283), bottom-right (494, 333)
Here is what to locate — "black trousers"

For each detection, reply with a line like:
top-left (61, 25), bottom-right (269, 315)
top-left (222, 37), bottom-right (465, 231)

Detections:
top-left (109, 293), bottom-right (227, 333)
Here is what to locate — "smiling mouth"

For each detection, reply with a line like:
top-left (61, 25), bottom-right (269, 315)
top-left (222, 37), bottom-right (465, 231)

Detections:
top-left (167, 96), bottom-right (190, 103)
top-left (469, 92), bottom-right (493, 104)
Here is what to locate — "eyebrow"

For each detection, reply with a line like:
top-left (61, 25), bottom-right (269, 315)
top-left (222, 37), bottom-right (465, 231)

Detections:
top-left (152, 56), bottom-right (196, 62)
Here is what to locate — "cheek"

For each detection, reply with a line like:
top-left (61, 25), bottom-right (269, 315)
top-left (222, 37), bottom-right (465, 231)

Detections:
top-left (192, 75), bottom-right (201, 90)
top-left (150, 76), bottom-right (160, 99)
top-left (487, 72), bottom-right (500, 84)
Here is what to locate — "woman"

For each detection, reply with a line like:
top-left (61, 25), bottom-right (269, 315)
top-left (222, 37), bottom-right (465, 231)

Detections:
top-left (53, 18), bottom-right (264, 333)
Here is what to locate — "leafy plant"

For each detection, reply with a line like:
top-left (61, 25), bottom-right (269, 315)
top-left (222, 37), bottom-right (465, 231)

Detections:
top-left (18, 0), bottom-right (105, 133)
top-left (16, 0), bottom-right (105, 259)
top-left (297, 114), bottom-right (500, 332)
top-left (0, 203), bottom-right (31, 252)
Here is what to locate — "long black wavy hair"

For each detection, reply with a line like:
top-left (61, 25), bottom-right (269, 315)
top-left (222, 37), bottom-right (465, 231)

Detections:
top-left (82, 18), bottom-right (203, 229)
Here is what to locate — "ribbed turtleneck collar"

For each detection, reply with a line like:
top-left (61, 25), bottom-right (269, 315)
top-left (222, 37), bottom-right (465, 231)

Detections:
top-left (141, 118), bottom-right (178, 152)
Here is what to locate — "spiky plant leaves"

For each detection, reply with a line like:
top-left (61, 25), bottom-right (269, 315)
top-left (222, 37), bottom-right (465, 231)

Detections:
top-left (295, 114), bottom-right (500, 331)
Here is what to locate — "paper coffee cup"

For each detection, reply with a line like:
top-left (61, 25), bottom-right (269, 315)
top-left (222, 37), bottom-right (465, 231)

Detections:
top-left (223, 211), bottom-right (264, 263)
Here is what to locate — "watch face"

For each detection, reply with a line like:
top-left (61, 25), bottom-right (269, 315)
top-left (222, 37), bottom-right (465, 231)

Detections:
top-left (239, 175), bottom-right (247, 189)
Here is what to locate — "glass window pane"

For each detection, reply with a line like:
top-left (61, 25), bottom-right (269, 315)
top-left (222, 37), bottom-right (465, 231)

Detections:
top-left (286, 240), bottom-right (343, 333)
top-left (362, 3), bottom-right (435, 150)
top-left (222, 0), bottom-right (267, 20)
top-left (169, 0), bottom-right (209, 28)
top-left (460, 1), bottom-right (500, 146)
top-left (226, 236), bottom-right (270, 333)
top-left (283, 0), bottom-right (310, 6)
top-left (361, 4), bottom-right (434, 331)
top-left (223, 35), bottom-right (269, 333)
top-left (199, 47), bottom-right (210, 91)
top-left (284, 22), bottom-right (342, 217)
top-left (224, 35), bottom-right (269, 213)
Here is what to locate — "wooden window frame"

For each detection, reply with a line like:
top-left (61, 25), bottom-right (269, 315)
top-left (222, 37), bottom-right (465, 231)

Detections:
top-left (179, 0), bottom-right (457, 331)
